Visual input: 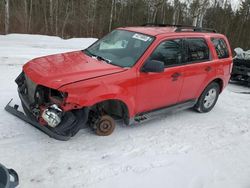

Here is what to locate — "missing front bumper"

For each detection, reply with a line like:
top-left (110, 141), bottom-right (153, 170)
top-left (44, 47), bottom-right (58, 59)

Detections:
top-left (5, 99), bottom-right (71, 141)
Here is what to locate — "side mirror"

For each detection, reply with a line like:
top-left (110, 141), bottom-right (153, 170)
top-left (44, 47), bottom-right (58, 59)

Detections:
top-left (142, 60), bottom-right (164, 73)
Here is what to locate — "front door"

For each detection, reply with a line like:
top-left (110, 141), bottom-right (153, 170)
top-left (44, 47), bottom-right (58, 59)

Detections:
top-left (136, 39), bottom-right (185, 114)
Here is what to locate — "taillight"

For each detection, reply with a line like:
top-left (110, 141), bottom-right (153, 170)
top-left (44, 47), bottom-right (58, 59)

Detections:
top-left (229, 59), bottom-right (233, 74)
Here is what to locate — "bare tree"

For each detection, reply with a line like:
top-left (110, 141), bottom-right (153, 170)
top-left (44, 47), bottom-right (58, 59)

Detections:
top-left (55, 0), bottom-right (59, 35)
top-left (173, 0), bottom-right (180, 24)
top-left (49, 0), bottom-right (53, 33)
top-left (109, 0), bottom-right (115, 32)
top-left (42, 0), bottom-right (49, 33)
top-left (28, 0), bottom-right (33, 32)
top-left (191, 0), bottom-right (209, 26)
top-left (24, 0), bottom-right (29, 32)
top-left (61, 0), bottom-right (71, 38)
top-left (4, 0), bottom-right (9, 34)
top-left (0, 0), bottom-right (249, 50)
top-left (91, 0), bottom-right (97, 37)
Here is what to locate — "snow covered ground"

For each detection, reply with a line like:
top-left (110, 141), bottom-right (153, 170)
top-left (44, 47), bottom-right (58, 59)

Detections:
top-left (0, 34), bottom-right (250, 188)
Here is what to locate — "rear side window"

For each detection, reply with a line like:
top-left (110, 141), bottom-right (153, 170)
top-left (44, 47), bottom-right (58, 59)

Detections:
top-left (211, 38), bottom-right (229, 59)
top-left (185, 38), bottom-right (210, 63)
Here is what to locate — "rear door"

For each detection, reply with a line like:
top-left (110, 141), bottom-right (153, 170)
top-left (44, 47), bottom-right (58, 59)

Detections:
top-left (210, 37), bottom-right (232, 85)
top-left (178, 37), bottom-right (216, 102)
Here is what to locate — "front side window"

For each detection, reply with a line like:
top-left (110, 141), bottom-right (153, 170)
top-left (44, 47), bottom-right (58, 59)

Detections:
top-left (149, 39), bottom-right (183, 67)
top-left (211, 38), bottom-right (229, 59)
top-left (185, 38), bottom-right (210, 63)
top-left (85, 30), bottom-right (154, 67)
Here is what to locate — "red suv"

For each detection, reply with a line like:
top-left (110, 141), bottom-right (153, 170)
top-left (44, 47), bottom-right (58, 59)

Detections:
top-left (6, 24), bottom-right (233, 140)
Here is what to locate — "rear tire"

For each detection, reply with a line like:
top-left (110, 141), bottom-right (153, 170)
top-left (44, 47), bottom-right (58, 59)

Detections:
top-left (194, 82), bottom-right (220, 113)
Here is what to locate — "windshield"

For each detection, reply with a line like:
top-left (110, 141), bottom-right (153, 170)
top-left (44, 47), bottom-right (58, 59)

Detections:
top-left (85, 30), bottom-right (154, 67)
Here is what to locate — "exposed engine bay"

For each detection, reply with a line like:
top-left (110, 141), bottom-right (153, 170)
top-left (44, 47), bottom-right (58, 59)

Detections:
top-left (14, 72), bottom-right (89, 137)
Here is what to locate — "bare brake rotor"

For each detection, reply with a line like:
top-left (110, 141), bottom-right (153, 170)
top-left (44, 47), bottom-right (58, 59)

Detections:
top-left (96, 115), bottom-right (115, 136)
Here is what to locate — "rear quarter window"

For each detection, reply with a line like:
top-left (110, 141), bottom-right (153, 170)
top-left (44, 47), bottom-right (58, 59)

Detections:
top-left (185, 38), bottom-right (210, 63)
top-left (211, 38), bottom-right (229, 59)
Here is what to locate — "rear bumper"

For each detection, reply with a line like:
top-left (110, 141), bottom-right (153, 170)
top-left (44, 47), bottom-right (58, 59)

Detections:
top-left (5, 99), bottom-right (71, 141)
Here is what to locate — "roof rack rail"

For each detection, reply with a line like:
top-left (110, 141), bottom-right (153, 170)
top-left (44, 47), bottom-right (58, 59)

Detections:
top-left (175, 26), bottom-right (217, 33)
top-left (142, 23), bottom-right (190, 27)
top-left (141, 23), bottom-right (217, 33)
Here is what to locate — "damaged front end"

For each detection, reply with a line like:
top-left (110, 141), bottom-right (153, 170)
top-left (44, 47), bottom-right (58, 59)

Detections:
top-left (5, 72), bottom-right (89, 141)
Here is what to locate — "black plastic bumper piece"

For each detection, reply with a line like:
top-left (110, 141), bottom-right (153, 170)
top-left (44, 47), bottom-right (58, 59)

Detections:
top-left (4, 99), bottom-right (71, 141)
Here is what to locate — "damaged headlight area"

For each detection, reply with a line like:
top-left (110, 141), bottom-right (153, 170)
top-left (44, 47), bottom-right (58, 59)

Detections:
top-left (6, 72), bottom-right (89, 140)
top-left (42, 104), bottom-right (63, 128)
top-left (15, 72), bottom-right (68, 126)
top-left (34, 85), bottom-right (68, 106)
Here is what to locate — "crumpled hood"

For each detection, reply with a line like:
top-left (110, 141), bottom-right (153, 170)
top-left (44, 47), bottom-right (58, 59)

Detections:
top-left (23, 51), bottom-right (125, 89)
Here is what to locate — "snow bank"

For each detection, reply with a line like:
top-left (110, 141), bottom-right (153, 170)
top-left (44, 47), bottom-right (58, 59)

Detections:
top-left (0, 34), bottom-right (97, 64)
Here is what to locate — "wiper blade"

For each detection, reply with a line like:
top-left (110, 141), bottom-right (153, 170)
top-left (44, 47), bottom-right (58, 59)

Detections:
top-left (95, 55), bottom-right (111, 64)
top-left (84, 49), bottom-right (113, 65)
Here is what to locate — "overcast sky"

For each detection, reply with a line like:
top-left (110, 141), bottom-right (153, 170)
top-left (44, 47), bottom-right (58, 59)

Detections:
top-left (231, 0), bottom-right (241, 10)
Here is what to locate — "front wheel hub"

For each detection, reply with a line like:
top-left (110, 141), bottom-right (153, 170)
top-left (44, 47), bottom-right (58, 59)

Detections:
top-left (96, 115), bottom-right (115, 136)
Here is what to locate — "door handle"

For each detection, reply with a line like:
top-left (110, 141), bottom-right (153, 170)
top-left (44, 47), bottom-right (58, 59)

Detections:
top-left (171, 72), bottom-right (182, 81)
top-left (205, 66), bottom-right (212, 72)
